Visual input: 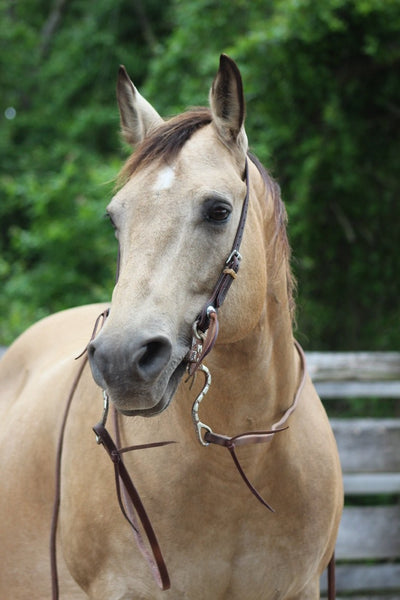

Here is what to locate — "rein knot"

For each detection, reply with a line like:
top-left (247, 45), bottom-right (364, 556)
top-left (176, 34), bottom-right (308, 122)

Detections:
top-left (111, 449), bottom-right (122, 464)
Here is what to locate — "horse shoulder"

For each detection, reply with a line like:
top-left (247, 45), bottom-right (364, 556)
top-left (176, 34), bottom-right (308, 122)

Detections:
top-left (0, 304), bottom-right (106, 598)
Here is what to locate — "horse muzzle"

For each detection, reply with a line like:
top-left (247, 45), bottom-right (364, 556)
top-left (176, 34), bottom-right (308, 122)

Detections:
top-left (88, 332), bottom-right (187, 416)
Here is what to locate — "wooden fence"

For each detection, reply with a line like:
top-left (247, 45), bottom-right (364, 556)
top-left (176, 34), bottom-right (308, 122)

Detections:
top-left (309, 353), bottom-right (400, 599)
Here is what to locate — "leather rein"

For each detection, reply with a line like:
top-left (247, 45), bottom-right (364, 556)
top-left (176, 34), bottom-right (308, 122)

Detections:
top-left (50, 155), bottom-right (336, 598)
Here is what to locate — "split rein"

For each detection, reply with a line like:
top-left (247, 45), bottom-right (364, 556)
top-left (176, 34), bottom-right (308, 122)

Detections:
top-left (50, 156), bottom-right (336, 598)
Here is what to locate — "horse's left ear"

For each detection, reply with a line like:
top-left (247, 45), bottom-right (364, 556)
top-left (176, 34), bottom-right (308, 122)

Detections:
top-left (210, 55), bottom-right (247, 154)
top-left (117, 65), bottom-right (163, 147)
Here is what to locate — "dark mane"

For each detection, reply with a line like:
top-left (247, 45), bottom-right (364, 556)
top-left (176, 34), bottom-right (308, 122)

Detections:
top-left (117, 110), bottom-right (295, 321)
top-left (248, 153), bottom-right (296, 321)
top-left (118, 107), bottom-right (212, 184)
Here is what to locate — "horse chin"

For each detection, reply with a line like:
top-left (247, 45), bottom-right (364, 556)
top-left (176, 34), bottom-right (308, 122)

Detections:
top-left (116, 360), bottom-right (187, 418)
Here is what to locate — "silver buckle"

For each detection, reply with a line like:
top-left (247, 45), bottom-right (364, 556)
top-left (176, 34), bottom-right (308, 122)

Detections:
top-left (225, 249), bottom-right (242, 265)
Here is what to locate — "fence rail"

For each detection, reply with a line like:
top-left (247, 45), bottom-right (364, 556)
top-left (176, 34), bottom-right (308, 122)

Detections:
top-left (311, 352), bottom-right (400, 599)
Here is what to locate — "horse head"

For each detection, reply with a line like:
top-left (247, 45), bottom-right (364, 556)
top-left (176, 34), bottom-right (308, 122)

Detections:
top-left (88, 56), bottom-right (269, 416)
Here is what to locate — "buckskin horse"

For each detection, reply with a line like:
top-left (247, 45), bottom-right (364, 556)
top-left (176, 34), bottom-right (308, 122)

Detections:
top-left (0, 55), bottom-right (342, 599)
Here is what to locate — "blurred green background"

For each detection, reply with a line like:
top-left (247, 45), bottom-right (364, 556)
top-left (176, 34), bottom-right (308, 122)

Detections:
top-left (1, 0), bottom-right (399, 350)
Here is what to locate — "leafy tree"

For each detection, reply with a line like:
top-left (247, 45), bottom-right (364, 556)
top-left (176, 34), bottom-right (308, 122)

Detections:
top-left (0, 0), bottom-right (172, 343)
top-left (144, 0), bottom-right (400, 350)
top-left (1, 0), bottom-right (399, 352)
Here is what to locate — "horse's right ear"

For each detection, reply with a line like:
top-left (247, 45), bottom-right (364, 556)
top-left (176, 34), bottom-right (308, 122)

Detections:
top-left (117, 66), bottom-right (163, 147)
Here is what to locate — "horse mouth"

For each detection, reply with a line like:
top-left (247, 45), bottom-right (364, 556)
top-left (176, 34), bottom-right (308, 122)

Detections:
top-left (117, 358), bottom-right (188, 417)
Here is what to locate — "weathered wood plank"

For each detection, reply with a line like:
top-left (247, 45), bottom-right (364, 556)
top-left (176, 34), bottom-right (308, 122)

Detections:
top-left (310, 353), bottom-right (400, 596)
top-left (343, 472), bottom-right (400, 494)
top-left (315, 380), bottom-right (400, 398)
top-left (336, 506), bottom-right (400, 560)
top-left (321, 562), bottom-right (400, 593)
top-left (333, 597), bottom-right (400, 600)
top-left (331, 418), bottom-right (400, 472)
top-left (306, 352), bottom-right (400, 381)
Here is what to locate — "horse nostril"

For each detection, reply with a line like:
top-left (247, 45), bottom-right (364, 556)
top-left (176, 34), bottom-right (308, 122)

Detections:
top-left (88, 341), bottom-right (96, 359)
top-left (87, 340), bottom-right (108, 389)
top-left (87, 334), bottom-right (173, 388)
top-left (134, 337), bottom-right (172, 381)
top-left (138, 341), bottom-right (163, 369)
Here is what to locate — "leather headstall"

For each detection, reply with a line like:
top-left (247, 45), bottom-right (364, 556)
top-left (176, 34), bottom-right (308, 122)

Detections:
top-left (187, 157), bottom-right (250, 375)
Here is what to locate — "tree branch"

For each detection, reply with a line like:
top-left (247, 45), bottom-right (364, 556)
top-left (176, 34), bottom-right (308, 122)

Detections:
top-left (132, 0), bottom-right (158, 54)
top-left (40, 0), bottom-right (68, 59)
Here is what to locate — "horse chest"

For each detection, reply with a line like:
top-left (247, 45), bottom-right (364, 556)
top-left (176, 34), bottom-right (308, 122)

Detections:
top-left (151, 470), bottom-right (304, 597)
top-left (62, 444), bottom-right (297, 599)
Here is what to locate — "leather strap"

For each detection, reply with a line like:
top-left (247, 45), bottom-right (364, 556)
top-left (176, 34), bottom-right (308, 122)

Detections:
top-left (205, 429), bottom-right (285, 511)
top-left (195, 158), bottom-right (250, 334)
top-left (187, 155), bottom-right (249, 376)
top-left (50, 355), bottom-right (88, 600)
top-left (203, 340), bottom-right (306, 512)
top-left (328, 552), bottom-right (336, 600)
top-left (187, 308), bottom-right (219, 377)
top-left (50, 309), bottom-right (110, 599)
top-left (92, 418), bottom-right (174, 590)
top-left (50, 309), bottom-right (173, 597)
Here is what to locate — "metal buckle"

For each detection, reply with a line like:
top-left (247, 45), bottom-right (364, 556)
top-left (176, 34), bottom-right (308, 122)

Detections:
top-left (206, 305), bottom-right (216, 318)
top-left (225, 249), bottom-right (242, 265)
top-left (192, 318), bottom-right (206, 342)
top-left (195, 421), bottom-right (213, 447)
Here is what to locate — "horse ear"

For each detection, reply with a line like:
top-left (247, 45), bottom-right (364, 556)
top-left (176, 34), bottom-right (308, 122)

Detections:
top-left (117, 65), bottom-right (163, 146)
top-left (209, 55), bottom-right (247, 153)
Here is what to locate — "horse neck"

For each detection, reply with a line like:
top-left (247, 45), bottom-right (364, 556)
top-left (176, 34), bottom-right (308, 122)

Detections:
top-left (202, 282), bottom-right (298, 436)
top-left (201, 162), bottom-right (298, 432)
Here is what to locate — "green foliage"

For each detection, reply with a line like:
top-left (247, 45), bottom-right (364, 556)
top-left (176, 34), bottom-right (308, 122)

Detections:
top-left (0, 0), bottom-right (172, 343)
top-left (0, 155), bottom-right (118, 342)
top-left (1, 0), bottom-right (399, 351)
top-left (145, 0), bottom-right (400, 350)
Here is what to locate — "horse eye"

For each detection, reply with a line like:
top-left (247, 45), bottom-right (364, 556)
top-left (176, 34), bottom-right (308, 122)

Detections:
top-left (205, 202), bottom-right (232, 224)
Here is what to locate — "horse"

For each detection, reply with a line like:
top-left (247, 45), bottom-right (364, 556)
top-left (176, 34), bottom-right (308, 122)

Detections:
top-left (0, 55), bottom-right (342, 599)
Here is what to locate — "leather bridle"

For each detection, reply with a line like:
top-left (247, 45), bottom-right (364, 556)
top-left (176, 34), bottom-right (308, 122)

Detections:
top-left (197, 159), bottom-right (250, 332)
top-left (50, 154), bottom-right (336, 599)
